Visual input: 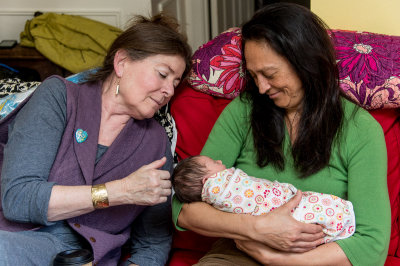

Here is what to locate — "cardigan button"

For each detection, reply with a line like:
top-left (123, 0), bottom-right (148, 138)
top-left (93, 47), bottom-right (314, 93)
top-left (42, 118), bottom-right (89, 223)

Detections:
top-left (73, 223), bottom-right (80, 228)
top-left (89, 237), bottom-right (96, 243)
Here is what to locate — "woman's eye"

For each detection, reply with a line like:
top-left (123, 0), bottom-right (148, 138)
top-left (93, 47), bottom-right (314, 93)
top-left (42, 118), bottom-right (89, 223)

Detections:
top-left (248, 73), bottom-right (257, 83)
top-left (263, 73), bottom-right (275, 79)
top-left (159, 72), bottom-right (167, 79)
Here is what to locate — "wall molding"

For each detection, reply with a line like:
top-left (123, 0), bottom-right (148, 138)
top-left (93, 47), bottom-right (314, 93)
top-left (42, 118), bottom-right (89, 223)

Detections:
top-left (0, 8), bottom-right (122, 28)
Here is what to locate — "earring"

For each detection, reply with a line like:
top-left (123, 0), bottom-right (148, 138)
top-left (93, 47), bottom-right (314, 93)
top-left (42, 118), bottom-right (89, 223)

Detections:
top-left (115, 79), bottom-right (120, 95)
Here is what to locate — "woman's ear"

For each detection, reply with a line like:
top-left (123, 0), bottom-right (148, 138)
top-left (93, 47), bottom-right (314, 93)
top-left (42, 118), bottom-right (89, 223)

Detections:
top-left (114, 49), bottom-right (128, 78)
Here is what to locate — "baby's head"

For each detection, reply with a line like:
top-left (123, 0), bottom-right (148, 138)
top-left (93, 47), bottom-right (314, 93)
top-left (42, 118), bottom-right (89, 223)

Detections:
top-left (172, 155), bottom-right (226, 203)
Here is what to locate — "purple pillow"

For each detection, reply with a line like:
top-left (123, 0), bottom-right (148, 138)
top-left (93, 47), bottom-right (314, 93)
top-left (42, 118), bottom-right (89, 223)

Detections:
top-left (331, 29), bottom-right (400, 109)
top-left (188, 28), bottom-right (246, 99)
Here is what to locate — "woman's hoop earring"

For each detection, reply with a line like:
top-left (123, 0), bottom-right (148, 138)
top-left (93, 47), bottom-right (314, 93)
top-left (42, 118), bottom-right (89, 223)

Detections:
top-left (115, 80), bottom-right (120, 95)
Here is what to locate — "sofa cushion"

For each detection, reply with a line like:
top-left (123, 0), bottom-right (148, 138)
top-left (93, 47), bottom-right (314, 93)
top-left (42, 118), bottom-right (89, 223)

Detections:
top-left (332, 29), bottom-right (400, 109)
top-left (369, 108), bottom-right (400, 264)
top-left (190, 27), bottom-right (400, 109)
top-left (169, 81), bottom-right (231, 265)
top-left (188, 28), bottom-right (246, 99)
top-left (171, 81), bottom-right (231, 161)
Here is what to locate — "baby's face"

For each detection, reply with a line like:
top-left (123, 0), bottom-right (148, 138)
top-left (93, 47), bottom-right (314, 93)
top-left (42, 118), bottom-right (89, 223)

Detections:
top-left (197, 156), bottom-right (226, 176)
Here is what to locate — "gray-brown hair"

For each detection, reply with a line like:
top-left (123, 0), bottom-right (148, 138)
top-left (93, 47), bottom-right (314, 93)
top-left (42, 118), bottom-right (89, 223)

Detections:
top-left (85, 12), bottom-right (192, 83)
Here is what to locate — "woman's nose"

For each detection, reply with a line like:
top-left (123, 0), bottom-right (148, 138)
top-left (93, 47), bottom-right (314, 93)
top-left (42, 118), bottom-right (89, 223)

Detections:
top-left (163, 81), bottom-right (175, 98)
top-left (257, 78), bottom-right (271, 94)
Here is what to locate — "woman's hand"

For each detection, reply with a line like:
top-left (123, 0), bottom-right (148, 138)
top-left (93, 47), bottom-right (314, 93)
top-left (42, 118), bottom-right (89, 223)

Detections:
top-left (178, 191), bottom-right (324, 252)
top-left (108, 157), bottom-right (172, 206)
top-left (235, 239), bottom-right (351, 266)
top-left (235, 239), bottom-right (280, 265)
top-left (250, 190), bottom-right (325, 253)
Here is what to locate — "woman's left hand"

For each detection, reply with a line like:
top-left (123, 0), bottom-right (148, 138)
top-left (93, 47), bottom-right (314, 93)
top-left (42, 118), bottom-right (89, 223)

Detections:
top-left (234, 239), bottom-right (352, 266)
top-left (122, 157), bottom-right (171, 205)
top-left (104, 157), bottom-right (172, 208)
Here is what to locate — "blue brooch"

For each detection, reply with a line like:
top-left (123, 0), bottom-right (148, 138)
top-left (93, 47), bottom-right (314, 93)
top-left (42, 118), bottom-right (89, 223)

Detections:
top-left (75, 129), bottom-right (88, 143)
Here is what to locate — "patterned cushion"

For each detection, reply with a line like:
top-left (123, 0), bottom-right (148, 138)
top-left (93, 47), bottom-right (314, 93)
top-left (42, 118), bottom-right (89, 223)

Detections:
top-left (188, 28), bottom-right (246, 99)
top-left (0, 78), bottom-right (40, 98)
top-left (331, 29), bottom-right (400, 109)
top-left (189, 27), bottom-right (400, 109)
top-left (0, 78), bottom-right (40, 120)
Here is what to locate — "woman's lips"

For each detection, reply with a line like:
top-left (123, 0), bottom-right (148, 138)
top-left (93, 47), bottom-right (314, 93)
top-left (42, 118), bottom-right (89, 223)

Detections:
top-left (150, 97), bottom-right (163, 106)
top-left (268, 91), bottom-right (281, 99)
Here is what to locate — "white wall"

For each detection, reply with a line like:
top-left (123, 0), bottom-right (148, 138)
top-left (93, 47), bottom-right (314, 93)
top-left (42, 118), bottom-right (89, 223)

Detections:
top-left (0, 0), bottom-right (152, 41)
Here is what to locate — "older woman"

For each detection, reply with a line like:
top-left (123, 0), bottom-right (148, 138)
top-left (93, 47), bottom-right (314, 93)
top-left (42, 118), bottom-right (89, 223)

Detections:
top-left (173, 3), bottom-right (390, 266)
top-left (0, 14), bottom-right (191, 265)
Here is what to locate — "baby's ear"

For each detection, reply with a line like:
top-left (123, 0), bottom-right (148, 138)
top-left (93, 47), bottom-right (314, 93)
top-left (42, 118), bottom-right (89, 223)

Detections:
top-left (202, 176), bottom-right (209, 185)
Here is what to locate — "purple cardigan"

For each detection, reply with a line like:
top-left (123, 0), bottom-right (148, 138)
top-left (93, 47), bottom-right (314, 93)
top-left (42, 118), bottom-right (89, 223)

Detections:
top-left (0, 77), bottom-right (169, 265)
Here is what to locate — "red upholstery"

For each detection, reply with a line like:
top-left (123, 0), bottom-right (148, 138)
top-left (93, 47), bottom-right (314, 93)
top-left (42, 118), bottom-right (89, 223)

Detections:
top-left (169, 82), bottom-right (231, 265)
top-left (369, 109), bottom-right (400, 265)
top-left (168, 82), bottom-right (400, 265)
top-left (171, 81), bottom-right (231, 162)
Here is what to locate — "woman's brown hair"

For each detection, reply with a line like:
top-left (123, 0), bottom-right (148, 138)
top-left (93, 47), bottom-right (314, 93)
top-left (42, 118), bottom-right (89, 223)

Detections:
top-left (85, 12), bottom-right (192, 83)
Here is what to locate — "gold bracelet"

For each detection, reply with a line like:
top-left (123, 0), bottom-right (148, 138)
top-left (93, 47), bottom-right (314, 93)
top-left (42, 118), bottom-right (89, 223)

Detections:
top-left (91, 183), bottom-right (109, 209)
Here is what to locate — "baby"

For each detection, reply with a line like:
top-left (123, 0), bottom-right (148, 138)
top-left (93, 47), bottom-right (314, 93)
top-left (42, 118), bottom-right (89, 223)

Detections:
top-left (172, 155), bottom-right (356, 243)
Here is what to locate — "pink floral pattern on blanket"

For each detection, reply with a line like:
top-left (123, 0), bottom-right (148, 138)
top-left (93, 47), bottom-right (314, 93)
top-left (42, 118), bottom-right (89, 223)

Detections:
top-left (188, 28), bottom-right (246, 99)
top-left (331, 29), bottom-right (400, 109)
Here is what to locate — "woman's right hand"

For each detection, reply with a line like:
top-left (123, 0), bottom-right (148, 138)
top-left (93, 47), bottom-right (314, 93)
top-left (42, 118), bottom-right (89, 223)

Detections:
top-left (250, 190), bottom-right (325, 253)
top-left (109, 157), bottom-right (172, 206)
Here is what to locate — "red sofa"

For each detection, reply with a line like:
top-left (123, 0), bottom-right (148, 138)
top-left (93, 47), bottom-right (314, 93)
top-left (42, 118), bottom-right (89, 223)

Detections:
top-left (168, 29), bottom-right (400, 265)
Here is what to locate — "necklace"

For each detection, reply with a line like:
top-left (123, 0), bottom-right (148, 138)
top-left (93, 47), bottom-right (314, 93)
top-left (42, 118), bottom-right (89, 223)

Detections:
top-left (285, 110), bottom-right (299, 142)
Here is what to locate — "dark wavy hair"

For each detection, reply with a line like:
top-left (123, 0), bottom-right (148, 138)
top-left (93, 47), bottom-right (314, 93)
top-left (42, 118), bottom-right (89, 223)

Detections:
top-left (85, 12), bottom-right (192, 83)
top-left (241, 3), bottom-right (344, 177)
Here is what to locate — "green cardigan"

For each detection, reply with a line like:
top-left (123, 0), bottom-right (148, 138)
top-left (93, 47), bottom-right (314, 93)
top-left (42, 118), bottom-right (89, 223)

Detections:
top-left (172, 96), bottom-right (390, 266)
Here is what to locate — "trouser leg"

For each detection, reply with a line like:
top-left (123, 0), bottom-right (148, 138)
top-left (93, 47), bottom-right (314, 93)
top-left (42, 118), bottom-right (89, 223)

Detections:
top-left (194, 238), bottom-right (262, 266)
top-left (0, 222), bottom-right (87, 266)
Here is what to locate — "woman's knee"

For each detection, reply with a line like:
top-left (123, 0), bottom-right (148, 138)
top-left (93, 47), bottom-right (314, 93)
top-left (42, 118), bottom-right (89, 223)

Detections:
top-left (0, 231), bottom-right (18, 259)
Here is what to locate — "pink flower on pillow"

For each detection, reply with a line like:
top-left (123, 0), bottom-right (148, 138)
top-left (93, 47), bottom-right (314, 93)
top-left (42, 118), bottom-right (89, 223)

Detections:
top-left (188, 28), bottom-right (246, 99)
top-left (210, 35), bottom-right (246, 96)
top-left (331, 30), bottom-right (400, 109)
top-left (334, 30), bottom-right (400, 88)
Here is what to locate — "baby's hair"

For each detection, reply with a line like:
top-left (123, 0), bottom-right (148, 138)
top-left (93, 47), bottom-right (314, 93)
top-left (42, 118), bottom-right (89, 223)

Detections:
top-left (172, 155), bottom-right (209, 203)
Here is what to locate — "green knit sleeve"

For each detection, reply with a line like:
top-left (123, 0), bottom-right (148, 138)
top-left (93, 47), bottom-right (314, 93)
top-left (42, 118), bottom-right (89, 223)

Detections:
top-left (201, 97), bottom-right (251, 167)
top-left (172, 195), bottom-right (185, 231)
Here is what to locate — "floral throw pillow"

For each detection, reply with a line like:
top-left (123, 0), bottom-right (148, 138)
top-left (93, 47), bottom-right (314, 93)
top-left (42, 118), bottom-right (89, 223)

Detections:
top-left (188, 28), bottom-right (246, 99)
top-left (331, 29), bottom-right (400, 109)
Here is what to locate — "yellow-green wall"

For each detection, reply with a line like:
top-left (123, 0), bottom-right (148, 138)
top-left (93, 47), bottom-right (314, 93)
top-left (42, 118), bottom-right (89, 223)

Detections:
top-left (311, 0), bottom-right (400, 36)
